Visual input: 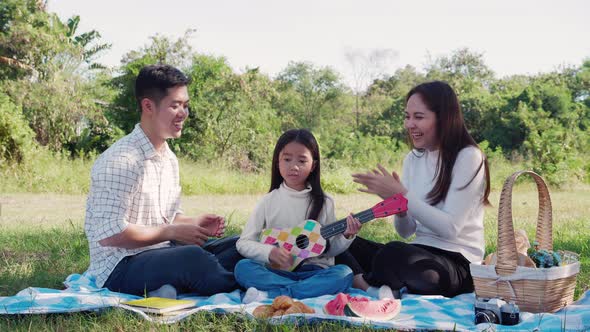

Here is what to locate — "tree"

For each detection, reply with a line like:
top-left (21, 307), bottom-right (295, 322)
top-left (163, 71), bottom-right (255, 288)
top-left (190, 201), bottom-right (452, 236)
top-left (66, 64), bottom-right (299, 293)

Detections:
top-left (109, 56), bottom-right (157, 132)
top-left (482, 75), bottom-right (530, 151)
top-left (363, 65), bottom-right (425, 139)
top-left (110, 30), bottom-right (196, 132)
top-left (344, 48), bottom-right (398, 131)
top-left (1, 0), bottom-right (114, 153)
top-left (426, 48), bottom-right (496, 141)
top-left (367, 65), bottom-right (425, 98)
top-left (65, 15), bottom-right (111, 70)
top-left (576, 58), bottom-right (590, 100)
top-left (120, 30), bottom-right (196, 70)
top-left (0, 91), bottom-right (35, 164)
top-left (5, 71), bottom-right (103, 150)
top-left (275, 61), bottom-right (344, 130)
top-left (181, 56), bottom-right (279, 167)
top-left (0, 0), bottom-right (110, 80)
top-left (575, 58), bottom-right (590, 132)
top-left (1, 0), bottom-right (70, 80)
top-left (425, 48), bottom-right (495, 91)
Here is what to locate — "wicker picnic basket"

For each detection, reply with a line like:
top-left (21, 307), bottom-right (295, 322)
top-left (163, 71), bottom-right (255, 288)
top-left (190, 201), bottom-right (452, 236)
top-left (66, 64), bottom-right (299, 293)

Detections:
top-left (470, 170), bottom-right (580, 313)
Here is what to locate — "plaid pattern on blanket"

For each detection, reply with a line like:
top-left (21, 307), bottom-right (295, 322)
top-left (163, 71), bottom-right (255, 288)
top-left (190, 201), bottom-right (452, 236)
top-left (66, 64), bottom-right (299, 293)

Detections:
top-left (1, 273), bottom-right (589, 331)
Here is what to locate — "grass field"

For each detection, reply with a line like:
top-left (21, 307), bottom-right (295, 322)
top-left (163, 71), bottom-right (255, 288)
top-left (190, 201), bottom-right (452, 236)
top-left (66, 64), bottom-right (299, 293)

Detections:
top-left (1, 186), bottom-right (589, 330)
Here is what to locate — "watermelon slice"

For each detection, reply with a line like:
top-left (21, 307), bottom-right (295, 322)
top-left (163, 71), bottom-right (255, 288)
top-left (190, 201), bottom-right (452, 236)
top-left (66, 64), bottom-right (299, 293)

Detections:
top-left (344, 298), bottom-right (401, 321)
top-left (323, 293), bottom-right (369, 316)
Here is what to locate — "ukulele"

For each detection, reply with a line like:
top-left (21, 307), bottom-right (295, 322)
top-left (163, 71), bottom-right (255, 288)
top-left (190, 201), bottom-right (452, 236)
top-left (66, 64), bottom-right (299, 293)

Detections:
top-left (259, 193), bottom-right (408, 271)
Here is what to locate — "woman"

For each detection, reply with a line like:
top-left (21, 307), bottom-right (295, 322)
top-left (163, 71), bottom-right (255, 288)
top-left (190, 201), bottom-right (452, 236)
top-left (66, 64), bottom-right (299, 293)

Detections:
top-left (337, 81), bottom-right (490, 298)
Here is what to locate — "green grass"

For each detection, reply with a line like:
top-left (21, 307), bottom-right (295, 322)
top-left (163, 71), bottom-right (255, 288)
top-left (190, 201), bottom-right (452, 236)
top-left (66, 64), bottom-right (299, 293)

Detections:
top-left (0, 151), bottom-right (94, 194)
top-left (1, 187), bottom-right (589, 330)
top-left (0, 154), bottom-right (383, 196)
top-left (1, 311), bottom-right (388, 331)
top-left (0, 147), bottom-right (552, 195)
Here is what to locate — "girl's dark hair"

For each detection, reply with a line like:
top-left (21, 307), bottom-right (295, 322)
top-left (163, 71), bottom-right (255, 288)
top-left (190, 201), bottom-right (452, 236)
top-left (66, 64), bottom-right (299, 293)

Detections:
top-left (406, 81), bottom-right (490, 206)
top-left (270, 129), bottom-right (325, 220)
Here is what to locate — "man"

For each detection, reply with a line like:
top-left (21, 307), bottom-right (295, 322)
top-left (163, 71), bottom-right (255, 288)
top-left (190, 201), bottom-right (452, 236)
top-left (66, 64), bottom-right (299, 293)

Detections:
top-left (84, 64), bottom-right (241, 298)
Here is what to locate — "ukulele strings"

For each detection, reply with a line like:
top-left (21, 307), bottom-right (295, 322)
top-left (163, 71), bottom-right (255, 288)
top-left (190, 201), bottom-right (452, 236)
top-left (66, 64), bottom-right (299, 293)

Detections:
top-left (319, 210), bottom-right (375, 239)
top-left (289, 204), bottom-right (397, 248)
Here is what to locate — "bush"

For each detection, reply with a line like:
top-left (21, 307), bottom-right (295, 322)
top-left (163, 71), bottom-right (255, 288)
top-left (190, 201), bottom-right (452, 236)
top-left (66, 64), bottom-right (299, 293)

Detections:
top-left (69, 120), bottom-right (125, 156)
top-left (0, 148), bottom-right (93, 194)
top-left (319, 130), bottom-right (406, 169)
top-left (5, 73), bottom-right (103, 151)
top-left (0, 92), bottom-right (35, 164)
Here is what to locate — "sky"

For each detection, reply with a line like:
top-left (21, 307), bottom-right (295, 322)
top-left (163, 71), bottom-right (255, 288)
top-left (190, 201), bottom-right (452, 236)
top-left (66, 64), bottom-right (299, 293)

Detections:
top-left (47, 0), bottom-right (589, 87)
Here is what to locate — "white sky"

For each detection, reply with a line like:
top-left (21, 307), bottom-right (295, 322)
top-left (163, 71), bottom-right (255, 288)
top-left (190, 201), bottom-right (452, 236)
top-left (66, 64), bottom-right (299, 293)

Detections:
top-left (48, 0), bottom-right (589, 87)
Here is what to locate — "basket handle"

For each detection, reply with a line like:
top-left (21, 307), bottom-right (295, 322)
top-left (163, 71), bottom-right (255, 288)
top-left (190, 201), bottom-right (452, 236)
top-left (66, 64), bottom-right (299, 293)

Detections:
top-left (495, 170), bottom-right (553, 276)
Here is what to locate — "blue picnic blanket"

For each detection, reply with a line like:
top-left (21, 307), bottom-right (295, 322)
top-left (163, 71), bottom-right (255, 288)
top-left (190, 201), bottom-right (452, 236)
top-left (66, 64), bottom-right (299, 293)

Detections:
top-left (1, 273), bottom-right (589, 331)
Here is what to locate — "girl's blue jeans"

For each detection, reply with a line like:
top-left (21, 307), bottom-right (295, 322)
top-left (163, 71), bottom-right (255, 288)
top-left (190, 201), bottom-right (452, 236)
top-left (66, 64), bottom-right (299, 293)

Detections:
top-left (234, 258), bottom-right (353, 299)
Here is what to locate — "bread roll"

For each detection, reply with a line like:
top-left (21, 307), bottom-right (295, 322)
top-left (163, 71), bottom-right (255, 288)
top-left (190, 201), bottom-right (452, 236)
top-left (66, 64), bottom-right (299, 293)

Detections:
top-left (293, 301), bottom-right (315, 314)
top-left (272, 309), bottom-right (285, 316)
top-left (252, 304), bottom-right (273, 318)
top-left (271, 295), bottom-right (294, 310)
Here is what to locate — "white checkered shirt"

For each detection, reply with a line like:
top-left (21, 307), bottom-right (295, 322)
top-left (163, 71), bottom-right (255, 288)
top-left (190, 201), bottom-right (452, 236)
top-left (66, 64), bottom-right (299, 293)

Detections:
top-left (84, 124), bottom-right (182, 287)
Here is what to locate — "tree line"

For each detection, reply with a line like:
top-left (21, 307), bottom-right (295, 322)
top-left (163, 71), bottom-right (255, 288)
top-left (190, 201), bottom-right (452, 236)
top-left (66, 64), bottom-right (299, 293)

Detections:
top-left (1, 0), bottom-right (589, 185)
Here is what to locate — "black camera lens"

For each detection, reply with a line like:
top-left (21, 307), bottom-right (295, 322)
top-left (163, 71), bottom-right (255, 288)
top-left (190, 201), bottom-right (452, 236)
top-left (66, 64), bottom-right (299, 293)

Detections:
top-left (475, 309), bottom-right (499, 324)
top-left (501, 311), bottom-right (519, 326)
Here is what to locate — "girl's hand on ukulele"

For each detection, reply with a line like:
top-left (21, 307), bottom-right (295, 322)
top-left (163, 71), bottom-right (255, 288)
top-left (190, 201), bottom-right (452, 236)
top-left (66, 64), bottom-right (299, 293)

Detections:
top-left (269, 247), bottom-right (294, 269)
top-left (343, 214), bottom-right (362, 239)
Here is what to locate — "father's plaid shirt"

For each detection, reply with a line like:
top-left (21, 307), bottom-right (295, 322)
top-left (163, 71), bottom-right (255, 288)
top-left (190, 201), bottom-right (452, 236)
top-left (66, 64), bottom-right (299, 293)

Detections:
top-left (84, 124), bottom-right (182, 287)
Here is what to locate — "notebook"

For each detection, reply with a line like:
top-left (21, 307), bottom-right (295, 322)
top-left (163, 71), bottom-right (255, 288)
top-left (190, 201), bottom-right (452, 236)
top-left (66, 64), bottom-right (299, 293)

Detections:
top-left (121, 297), bottom-right (196, 314)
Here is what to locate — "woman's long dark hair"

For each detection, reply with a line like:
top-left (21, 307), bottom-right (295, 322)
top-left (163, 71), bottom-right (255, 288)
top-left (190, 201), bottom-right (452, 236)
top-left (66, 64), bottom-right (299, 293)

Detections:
top-left (269, 129), bottom-right (325, 220)
top-left (406, 81), bottom-right (490, 206)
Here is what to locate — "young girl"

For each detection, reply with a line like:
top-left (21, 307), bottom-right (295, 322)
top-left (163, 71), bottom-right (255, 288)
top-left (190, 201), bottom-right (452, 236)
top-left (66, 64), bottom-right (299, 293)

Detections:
top-left (337, 81), bottom-right (491, 298)
top-left (235, 129), bottom-right (362, 303)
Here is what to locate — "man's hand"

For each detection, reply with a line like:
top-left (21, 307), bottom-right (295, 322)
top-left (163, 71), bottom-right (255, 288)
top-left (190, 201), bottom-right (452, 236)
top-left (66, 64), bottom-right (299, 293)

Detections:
top-left (269, 247), bottom-right (294, 269)
top-left (174, 213), bottom-right (225, 237)
top-left (197, 214), bottom-right (225, 238)
top-left (168, 223), bottom-right (210, 246)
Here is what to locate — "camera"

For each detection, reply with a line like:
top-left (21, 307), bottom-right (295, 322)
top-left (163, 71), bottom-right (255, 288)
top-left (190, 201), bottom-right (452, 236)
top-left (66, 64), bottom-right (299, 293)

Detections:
top-left (474, 297), bottom-right (520, 326)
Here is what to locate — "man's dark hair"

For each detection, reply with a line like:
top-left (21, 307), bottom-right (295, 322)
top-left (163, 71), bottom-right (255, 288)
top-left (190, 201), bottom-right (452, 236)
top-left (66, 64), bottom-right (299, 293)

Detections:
top-left (135, 64), bottom-right (190, 111)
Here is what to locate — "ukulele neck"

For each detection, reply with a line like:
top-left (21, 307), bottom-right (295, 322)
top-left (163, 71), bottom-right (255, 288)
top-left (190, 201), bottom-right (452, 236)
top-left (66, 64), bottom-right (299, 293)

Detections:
top-left (319, 208), bottom-right (374, 239)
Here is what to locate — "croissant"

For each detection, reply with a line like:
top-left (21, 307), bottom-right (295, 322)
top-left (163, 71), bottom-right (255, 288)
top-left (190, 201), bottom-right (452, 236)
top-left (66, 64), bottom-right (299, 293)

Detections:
top-left (271, 295), bottom-right (294, 310)
top-left (253, 295), bottom-right (316, 318)
top-left (252, 304), bottom-right (273, 318)
top-left (272, 309), bottom-right (286, 317)
top-left (292, 301), bottom-right (314, 314)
